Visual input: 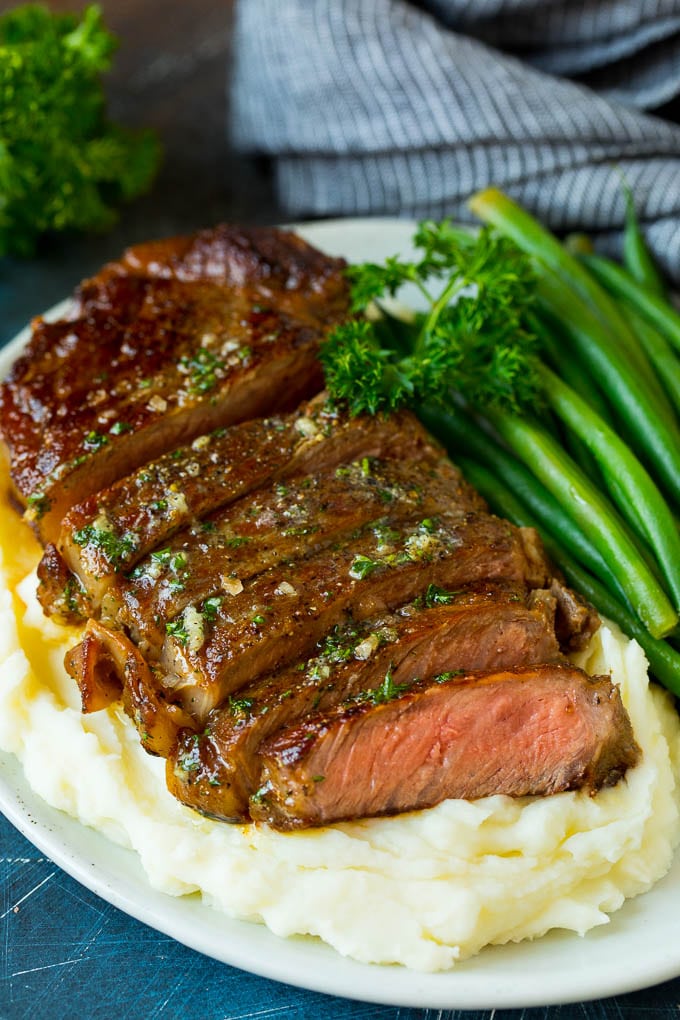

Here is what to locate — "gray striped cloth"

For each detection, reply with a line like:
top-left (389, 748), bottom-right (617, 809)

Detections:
top-left (230, 0), bottom-right (680, 280)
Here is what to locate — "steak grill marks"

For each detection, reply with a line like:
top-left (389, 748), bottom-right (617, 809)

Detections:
top-left (0, 224), bottom-right (639, 831)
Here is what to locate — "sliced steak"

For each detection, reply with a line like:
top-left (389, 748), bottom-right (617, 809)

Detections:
top-left (251, 664), bottom-right (641, 830)
top-left (111, 453), bottom-right (477, 654)
top-left (39, 403), bottom-right (445, 619)
top-left (37, 543), bottom-right (92, 624)
top-left (157, 511), bottom-right (550, 722)
top-left (167, 582), bottom-right (563, 821)
top-left (65, 510), bottom-right (551, 750)
top-left (0, 226), bottom-right (348, 544)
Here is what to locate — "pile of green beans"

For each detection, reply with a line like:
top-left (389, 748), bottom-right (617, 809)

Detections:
top-left (424, 188), bottom-right (680, 696)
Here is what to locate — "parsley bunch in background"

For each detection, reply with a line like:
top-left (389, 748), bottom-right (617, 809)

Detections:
top-left (0, 3), bottom-right (161, 256)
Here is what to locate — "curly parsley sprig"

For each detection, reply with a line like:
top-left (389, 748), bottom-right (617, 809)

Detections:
top-left (320, 223), bottom-right (541, 417)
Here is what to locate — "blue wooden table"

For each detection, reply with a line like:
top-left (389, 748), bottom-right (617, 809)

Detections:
top-left (4, 812), bottom-right (680, 1020)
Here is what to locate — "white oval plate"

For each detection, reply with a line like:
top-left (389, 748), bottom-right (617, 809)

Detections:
top-left (2, 219), bottom-right (680, 1010)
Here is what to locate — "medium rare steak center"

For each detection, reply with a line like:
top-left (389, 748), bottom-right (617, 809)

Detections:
top-left (0, 224), bottom-right (640, 831)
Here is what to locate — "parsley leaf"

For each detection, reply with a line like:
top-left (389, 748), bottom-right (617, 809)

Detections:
top-left (320, 223), bottom-right (541, 417)
top-left (352, 667), bottom-right (412, 707)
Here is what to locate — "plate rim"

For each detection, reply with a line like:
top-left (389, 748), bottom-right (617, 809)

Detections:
top-left (2, 217), bottom-right (680, 1009)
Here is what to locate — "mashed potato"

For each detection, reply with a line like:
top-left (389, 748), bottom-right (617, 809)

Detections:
top-left (0, 512), bottom-right (679, 972)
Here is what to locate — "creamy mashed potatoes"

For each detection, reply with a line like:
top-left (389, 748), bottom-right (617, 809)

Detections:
top-left (1, 513), bottom-right (679, 972)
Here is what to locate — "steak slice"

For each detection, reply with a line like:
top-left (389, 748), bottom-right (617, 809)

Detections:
top-left (251, 664), bottom-right (641, 830)
top-left (111, 453), bottom-right (477, 654)
top-left (156, 512), bottom-right (549, 722)
top-left (0, 226), bottom-right (348, 544)
top-left (38, 404), bottom-right (451, 619)
top-left (167, 582), bottom-right (563, 822)
top-left (65, 512), bottom-right (551, 751)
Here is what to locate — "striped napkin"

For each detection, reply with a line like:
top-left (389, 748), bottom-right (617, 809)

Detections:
top-left (230, 0), bottom-right (680, 279)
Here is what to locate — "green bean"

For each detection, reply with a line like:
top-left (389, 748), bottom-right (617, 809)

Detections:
top-left (487, 407), bottom-right (677, 638)
top-left (469, 187), bottom-right (662, 388)
top-left (530, 310), bottom-right (613, 424)
top-left (459, 457), bottom-right (680, 696)
top-left (539, 363), bottom-right (680, 608)
top-left (582, 253), bottom-right (680, 356)
top-left (419, 403), bottom-right (629, 605)
top-left (628, 306), bottom-right (680, 414)
top-left (537, 272), bottom-right (680, 504)
top-left (623, 190), bottom-right (667, 299)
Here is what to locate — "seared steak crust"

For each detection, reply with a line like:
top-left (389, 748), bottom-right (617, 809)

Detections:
top-left (155, 510), bottom-right (547, 721)
top-left (167, 582), bottom-right (562, 821)
top-left (66, 503), bottom-right (546, 753)
top-left (252, 664), bottom-right (641, 830)
top-left (109, 453), bottom-right (478, 654)
top-left (0, 227), bottom-right (348, 544)
top-left (39, 403), bottom-right (451, 618)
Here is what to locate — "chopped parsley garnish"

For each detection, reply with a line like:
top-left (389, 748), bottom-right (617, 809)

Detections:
top-left (318, 623), bottom-right (360, 664)
top-left (419, 584), bottom-right (461, 608)
top-left (26, 491), bottom-right (50, 518)
top-left (251, 784), bottom-right (270, 804)
top-left (203, 596), bottom-right (223, 620)
top-left (224, 536), bottom-right (251, 548)
top-left (228, 695), bottom-right (254, 717)
top-left (166, 619), bottom-right (189, 645)
top-left (110, 421), bottom-right (132, 436)
top-left (72, 524), bottom-right (138, 567)
top-left (83, 430), bottom-right (109, 451)
top-left (62, 576), bottom-right (84, 615)
top-left (372, 522), bottom-right (399, 547)
top-left (282, 525), bottom-right (318, 538)
top-left (349, 554), bottom-right (383, 580)
top-left (433, 670), bottom-right (466, 683)
top-left (179, 348), bottom-right (226, 394)
top-left (151, 548), bottom-right (187, 573)
top-left (353, 667), bottom-right (411, 706)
